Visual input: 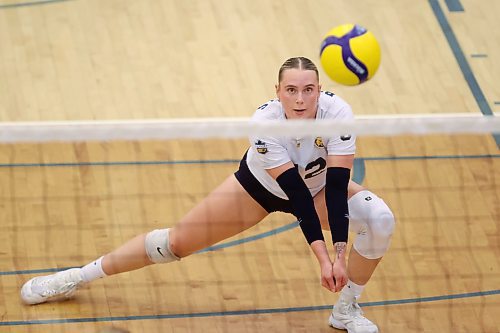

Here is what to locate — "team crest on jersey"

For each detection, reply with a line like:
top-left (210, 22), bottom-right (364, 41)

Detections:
top-left (255, 139), bottom-right (268, 154)
top-left (314, 137), bottom-right (324, 148)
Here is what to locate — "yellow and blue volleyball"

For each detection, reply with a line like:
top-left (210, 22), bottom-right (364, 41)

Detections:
top-left (320, 24), bottom-right (381, 86)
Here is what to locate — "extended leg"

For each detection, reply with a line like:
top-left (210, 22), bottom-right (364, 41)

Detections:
top-left (21, 175), bottom-right (268, 304)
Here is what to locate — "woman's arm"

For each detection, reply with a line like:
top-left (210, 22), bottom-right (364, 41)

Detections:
top-left (267, 162), bottom-right (336, 292)
top-left (325, 154), bottom-right (354, 290)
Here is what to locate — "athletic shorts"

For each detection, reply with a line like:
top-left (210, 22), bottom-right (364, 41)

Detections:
top-left (234, 151), bottom-right (293, 214)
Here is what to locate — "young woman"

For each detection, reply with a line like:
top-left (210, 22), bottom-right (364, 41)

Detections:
top-left (21, 57), bottom-right (394, 333)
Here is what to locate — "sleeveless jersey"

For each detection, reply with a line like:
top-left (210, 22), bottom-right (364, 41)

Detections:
top-left (246, 91), bottom-right (356, 199)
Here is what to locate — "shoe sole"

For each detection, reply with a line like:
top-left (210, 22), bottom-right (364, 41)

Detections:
top-left (329, 314), bottom-right (379, 333)
top-left (328, 314), bottom-right (348, 331)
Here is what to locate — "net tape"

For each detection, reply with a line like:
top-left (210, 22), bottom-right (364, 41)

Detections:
top-left (1, 113), bottom-right (499, 143)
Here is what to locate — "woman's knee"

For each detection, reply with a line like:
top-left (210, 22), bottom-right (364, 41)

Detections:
top-left (145, 228), bottom-right (181, 263)
top-left (349, 190), bottom-right (395, 259)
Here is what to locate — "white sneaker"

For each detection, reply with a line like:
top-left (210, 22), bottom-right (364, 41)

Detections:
top-left (329, 294), bottom-right (378, 333)
top-left (20, 268), bottom-right (84, 305)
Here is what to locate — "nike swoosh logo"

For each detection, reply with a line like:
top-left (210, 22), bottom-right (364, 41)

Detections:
top-left (157, 247), bottom-right (165, 257)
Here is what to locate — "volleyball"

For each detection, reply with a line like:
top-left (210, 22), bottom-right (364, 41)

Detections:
top-left (320, 24), bottom-right (381, 86)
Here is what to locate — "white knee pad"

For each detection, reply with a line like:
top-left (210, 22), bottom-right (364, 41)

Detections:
top-left (348, 190), bottom-right (395, 259)
top-left (145, 228), bottom-right (180, 264)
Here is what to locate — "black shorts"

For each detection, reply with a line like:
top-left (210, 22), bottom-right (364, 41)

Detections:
top-left (234, 151), bottom-right (293, 214)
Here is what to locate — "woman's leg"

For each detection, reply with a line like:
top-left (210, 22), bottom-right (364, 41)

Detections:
top-left (102, 174), bottom-right (269, 275)
top-left (316, 180), bottom-right (394, 332)
top-left (169, 174), bottom-right (269, 257)
top-left (314, 180), bottom-right (394, 284)
top-left (21, 175), bottom-right (269, 305)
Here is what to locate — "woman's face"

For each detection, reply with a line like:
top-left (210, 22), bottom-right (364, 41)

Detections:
top-left (276, 68), bottom-right (321, 120)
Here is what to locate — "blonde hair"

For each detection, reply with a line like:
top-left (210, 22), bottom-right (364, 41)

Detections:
top-left (278, 57), bottom-right (319, 82)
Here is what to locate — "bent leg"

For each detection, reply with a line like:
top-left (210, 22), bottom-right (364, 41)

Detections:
top-left (320, 181), bottom-right (394, 332)
top-left (347, 182), bottom-right (395, 284)
top-left (314, 181), bottom-right (395, 284)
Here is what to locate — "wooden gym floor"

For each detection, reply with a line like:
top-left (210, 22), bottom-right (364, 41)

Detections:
top-left (0, 0), bottom-right (499, 332)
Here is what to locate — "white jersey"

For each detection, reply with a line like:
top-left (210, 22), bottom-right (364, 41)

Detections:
top-left (247, 91), bottom-right (356, 199)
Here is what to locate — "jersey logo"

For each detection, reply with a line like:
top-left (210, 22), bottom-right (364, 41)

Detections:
top-left (314, 137), bottom-right (324, 148)
top-left (340, 135), bottom-right (352, 141)
top-left (255, 140), bottom-right (268, 154)
top-left (257, 103), bottom-right (268, 111)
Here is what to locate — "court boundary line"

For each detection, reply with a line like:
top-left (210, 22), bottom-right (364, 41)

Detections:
top-left (2, 154), bottom-right (498, 326)
top-left (1, 289), bottom-right (499, 326)
top-left (0, 1), bottom-right (496, 328)
top-left (1, 152), bottom-right (498, 277)
top-left (0, 153), bottom-right (498, 168)
top-left (1, 221), bottom-right (301, 276)
top-left (444, 0), bottom-right (464, 12)
top-left (0, 0), bottom-right (71, 9)
top-left (429, 0), bottom-right (500, 147)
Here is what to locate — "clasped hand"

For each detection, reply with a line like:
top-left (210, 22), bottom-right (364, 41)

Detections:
top-left (320, 259), bottom-right (347, 292)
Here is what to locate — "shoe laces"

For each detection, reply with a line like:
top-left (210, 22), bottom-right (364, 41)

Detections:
top-left (35, 272), bottom-right (80, 298)
top-left (41, 281), bottom-right (78, 297)
top-left (342, 297), bottom-right (377, 328)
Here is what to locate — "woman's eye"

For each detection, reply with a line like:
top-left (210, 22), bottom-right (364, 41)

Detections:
top-left (287, 88), bottom-right (296, 94)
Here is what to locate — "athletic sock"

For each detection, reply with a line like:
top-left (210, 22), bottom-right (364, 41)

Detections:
top-left (342, 279), bottom-right (365, 298)
top-left (80, 256), bottom-right (107, 283)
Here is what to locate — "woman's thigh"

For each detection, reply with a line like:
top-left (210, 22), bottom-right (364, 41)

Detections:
top-left (169, 174), bottom-right (269, 257)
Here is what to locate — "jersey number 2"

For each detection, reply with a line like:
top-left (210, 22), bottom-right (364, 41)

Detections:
top-left (304, 157), bottom-right (326, 179)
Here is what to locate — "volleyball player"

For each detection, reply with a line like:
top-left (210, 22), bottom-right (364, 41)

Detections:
top-left (21, 57), bottom-right (395, 333)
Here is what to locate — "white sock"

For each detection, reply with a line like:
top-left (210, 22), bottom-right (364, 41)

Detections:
top-left (80, 256), bottom-right (107, 283)
top-left (342, 279), bottom-right (365, 298)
